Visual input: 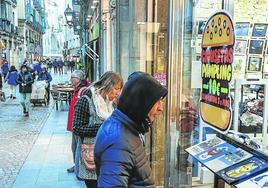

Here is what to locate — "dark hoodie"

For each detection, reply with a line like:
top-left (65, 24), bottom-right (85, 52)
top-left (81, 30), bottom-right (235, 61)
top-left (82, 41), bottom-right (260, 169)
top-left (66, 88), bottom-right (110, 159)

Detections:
top-left (16, 65), bottom-right (34, 93)
top-left (94, 72), bottom-right (167, 187)
top-left (118, 71), bottom-right (167, 133)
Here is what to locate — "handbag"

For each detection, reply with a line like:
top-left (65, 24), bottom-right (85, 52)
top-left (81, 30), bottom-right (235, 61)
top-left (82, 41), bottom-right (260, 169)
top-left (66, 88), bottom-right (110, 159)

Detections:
top-left (81, 95), bottom-right (96, 171)
top-left (81, 143), bottom-right (95, 171)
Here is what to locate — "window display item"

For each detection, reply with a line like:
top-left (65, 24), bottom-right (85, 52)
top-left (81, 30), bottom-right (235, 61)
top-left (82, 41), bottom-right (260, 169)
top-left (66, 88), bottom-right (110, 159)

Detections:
top-left (217, 157), bottom-right (268, 184)
top-left (186, 137), bottom-right (253, 172)
top-left (198, 20), bottom-right (206, 35)
top-left (263, 58), bottom-right (268, 72)
top-left (247, 57), bottom-right (263, 72)
top-left (235, 170), bottom-right (268, 188)
top-left (235, 22), bottom-right (250, 37)
top-left (186, 137), bottom-right (225, 156)
top-left (249, 40), bottom-right (265, 55)
top-left (252, 23), bottom-right (268, 37)
top-left (200, 11), bottom-right (234, 132)
top-left (234, 40), bottom-right (247, 55)
top-left (233, 56), bottom-right (246, 79)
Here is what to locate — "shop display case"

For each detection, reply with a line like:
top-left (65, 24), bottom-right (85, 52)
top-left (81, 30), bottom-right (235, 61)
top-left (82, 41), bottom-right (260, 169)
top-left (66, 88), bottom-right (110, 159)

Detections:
top-left (186, 134), bottom-right (268, 188)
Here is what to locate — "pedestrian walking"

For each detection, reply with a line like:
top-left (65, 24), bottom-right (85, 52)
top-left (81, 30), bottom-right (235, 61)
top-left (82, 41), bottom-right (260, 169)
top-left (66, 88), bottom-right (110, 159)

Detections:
top-left (47, 59), bottom-right (52, 72)
top-left (66, 70), bottom-right (90, 174)
top-left (52, 59), bottom-right (58, 74)
top-left (73, 71), bottom-right (123, 188)
top-left (16, 64), bottom-right (34, 117)
top-left (37, 67), bottom-right (52, 103)
top-left (94, 71), bottom-right (168, 187)
top-left (1, 59), bottom-right (9, 79)
top-left (5, 65), bottom-right (18, 99)
top-left (70, 59), bottom-right (75, 73)
top-left (58, 59), bottom-right (64, 75)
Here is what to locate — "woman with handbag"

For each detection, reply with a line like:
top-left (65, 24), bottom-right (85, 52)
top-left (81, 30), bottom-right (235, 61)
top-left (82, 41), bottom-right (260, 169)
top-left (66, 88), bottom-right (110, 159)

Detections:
top-left (73, 71), bottom-right (123, 188)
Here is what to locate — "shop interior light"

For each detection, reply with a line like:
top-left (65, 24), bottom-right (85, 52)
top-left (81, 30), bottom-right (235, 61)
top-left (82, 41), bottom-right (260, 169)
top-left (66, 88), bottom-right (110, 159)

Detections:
top-left (93, 0), bottom-right (99, 3)
top-left (91, 5), bottom-right (96, 9)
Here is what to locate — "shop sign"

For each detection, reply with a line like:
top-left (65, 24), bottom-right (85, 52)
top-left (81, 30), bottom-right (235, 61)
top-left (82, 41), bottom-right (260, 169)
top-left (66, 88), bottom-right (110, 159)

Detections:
top-left (154, 73), bottom-right (166, 86)
top-left (200, 11), bottom-right (234, 133)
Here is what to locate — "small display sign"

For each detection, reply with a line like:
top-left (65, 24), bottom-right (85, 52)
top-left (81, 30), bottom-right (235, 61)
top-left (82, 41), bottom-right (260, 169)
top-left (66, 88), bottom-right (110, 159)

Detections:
top-left (200, 11), bottom-right (234, 132)
top-left (186, 137), bottom-right (252, 172)
top-left (235, 170), bottom-right (268, 188)
top-left (217, 157), bottom-right (268, 184)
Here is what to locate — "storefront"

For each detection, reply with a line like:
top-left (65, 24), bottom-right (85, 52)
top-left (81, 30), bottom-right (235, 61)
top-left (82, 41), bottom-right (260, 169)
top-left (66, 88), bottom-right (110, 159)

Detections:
top-left (115, 0), bottom-right (268, 187)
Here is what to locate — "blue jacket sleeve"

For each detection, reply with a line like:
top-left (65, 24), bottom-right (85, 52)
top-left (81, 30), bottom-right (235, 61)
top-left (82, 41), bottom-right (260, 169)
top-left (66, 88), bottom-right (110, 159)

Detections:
top-left (95, 128), bottom-right (134, 187)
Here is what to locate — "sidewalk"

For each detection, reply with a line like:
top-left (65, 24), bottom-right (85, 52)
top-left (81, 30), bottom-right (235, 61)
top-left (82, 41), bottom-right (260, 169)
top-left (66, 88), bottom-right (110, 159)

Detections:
top-left (12, 107), bottom-right (85, 188)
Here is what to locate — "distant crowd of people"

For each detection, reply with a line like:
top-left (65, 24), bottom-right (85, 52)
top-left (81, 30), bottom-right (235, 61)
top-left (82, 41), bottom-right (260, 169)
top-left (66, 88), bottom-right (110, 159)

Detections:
top-left (45, 58), bottom-right (76, 74)
top-left (0, 58), bottom-right (52, 117)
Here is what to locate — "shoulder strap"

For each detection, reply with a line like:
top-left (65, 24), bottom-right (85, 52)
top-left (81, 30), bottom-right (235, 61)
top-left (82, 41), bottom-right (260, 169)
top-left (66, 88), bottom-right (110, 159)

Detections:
top-left (78, 86), bottom-right (88, 98)
top-left (82, 94), bottom-right (91, 105)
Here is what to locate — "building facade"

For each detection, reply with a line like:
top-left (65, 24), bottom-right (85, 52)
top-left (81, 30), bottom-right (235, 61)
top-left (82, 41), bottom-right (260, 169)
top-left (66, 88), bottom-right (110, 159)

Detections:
top-left (0, 0), bottom-right (21, 67)
top-left (17, 0), bottom-right (46, 64)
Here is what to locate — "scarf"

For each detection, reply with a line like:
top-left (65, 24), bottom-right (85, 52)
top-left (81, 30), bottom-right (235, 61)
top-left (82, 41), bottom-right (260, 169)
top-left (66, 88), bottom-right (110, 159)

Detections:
top-left (90, 87), bottom-right (114, 119)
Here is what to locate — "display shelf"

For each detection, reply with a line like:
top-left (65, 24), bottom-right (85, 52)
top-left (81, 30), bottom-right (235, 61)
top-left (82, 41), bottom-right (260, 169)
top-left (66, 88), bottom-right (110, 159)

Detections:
top-left (186, 133), bottom-right (268, 188)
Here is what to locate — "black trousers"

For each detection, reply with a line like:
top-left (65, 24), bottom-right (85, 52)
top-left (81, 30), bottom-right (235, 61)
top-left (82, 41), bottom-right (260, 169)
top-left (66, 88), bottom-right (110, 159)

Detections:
top-left (46, 87), bottom-right (50, 102)
top-left (0, 73), bottom-right (2, 89)
top-left (85, 180), bottom-right (97, 188)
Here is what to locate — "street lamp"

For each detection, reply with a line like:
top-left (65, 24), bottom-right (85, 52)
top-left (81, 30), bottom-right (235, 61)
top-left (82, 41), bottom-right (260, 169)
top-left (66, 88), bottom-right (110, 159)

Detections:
top-left (64, 4), bottom-right (73, 26)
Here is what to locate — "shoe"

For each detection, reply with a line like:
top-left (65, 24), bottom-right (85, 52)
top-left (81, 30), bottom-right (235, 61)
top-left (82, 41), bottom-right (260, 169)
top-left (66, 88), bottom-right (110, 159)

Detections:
top-left (67, 166), bottom-right (75, 173)
top-left (24, 112), bottom-right (29, 117)
top-left (13, 96), bottom-right (16, 99)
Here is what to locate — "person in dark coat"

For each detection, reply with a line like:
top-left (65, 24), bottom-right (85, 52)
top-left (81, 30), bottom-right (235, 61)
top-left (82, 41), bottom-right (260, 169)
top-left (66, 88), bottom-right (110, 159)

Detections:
top-left (58, 59), bottom-right (64, 75)
top-left (37, 67), bottom-right (52, 103)
top-left (16, 64), bottom-right (34, 117)
top-left (5, 65), bottom-right (18, 99)
top-left (94, 71), bottom-right (168, 187)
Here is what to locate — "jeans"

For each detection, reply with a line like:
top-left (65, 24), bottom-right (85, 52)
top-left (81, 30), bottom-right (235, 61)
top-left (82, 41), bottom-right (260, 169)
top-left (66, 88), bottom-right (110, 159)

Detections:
top-left (10, 85), bottom-right (17, 97)
top-left (71, 133), bottom-right (79, 163)
top-left (19, 93), bottom-right (31, 112)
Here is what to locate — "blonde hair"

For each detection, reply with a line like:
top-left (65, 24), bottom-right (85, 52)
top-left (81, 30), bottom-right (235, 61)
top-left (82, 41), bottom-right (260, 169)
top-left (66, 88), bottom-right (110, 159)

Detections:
top-left (93, 71), bottom-right (123, 96)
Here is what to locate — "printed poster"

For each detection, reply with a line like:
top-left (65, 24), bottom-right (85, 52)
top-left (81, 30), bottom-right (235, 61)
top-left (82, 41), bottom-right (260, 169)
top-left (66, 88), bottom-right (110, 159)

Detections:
top-left (235, 170), bottom-right (268, 188)
top-left (185, 137), bottom-right (225, 156)
top-left (205, 147), bottom-right (252, 172)
top-left (200, 11), bottom-right (235, 132)
top-left (217, 157), bottom-right (268, 184)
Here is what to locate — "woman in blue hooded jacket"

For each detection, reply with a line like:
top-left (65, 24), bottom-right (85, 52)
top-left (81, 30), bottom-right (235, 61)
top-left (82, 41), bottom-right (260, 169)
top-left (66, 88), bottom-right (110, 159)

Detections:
top-left (5, 65), bottom-right (18, 98)
top-left (94, 72), bottom-right (168, 187)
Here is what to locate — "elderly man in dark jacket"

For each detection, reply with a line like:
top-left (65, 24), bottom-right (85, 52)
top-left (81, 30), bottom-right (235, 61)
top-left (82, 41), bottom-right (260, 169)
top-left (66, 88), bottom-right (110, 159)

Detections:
top-left (94, 71), bottom-right (168, 187)
top-left (16, 64), bottom-right (34, 117)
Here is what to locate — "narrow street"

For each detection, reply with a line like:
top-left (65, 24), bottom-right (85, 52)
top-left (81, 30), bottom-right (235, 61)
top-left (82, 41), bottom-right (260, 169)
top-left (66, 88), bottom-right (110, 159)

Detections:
top-left (0, 72), bottom-right (84, 188)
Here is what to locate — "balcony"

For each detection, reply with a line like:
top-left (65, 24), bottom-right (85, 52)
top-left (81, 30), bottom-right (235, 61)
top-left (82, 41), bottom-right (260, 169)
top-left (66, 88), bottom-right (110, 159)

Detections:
top-left (33, 0), bottom-right (42, 12)
top-left (33, 20), bottom-right (45, 34)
